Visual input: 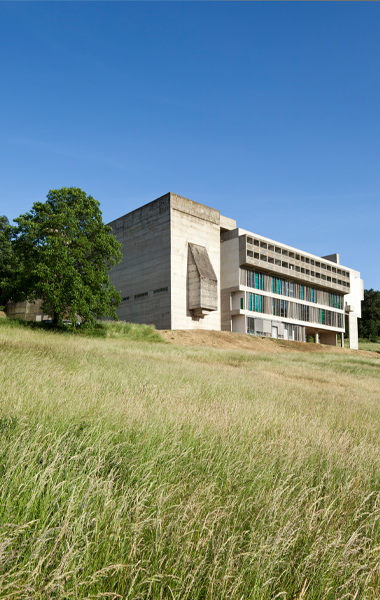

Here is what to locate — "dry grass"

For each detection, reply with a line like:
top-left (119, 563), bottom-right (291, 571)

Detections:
top-left (161, 329), bottom-right (380, 358)
top-left (1, 320), bottom-right (380, 599)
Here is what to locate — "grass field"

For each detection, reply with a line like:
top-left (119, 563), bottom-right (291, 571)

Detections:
top-left (1, 319), bottom-right (380, 599)
top-left (358, 338), bottom-right (380, 353)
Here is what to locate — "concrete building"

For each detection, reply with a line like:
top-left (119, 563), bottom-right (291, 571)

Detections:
top-left (108, 192), bottom-right (364, 349)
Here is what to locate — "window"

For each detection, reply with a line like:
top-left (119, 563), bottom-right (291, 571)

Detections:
top-left (247, 250), bottom-right (253, 257)
top-left (272, 298), bottom-right (288, 318)
top-left (272, 277), bottom-right (281, 294)
top-left (153, 287), bottom-right (168, 294)
top-left (247, 237), bottom-right (253, 244)
top-left (122, 296), bottom-right (129, 301)
top-left (248, 293), bottom-right (264, 313)
top-left (247, 317), bottom-right (255, 335)
top-left (247, 271), bottom-right (265, 290)
top-left (134, 292), bottom-right (148, 299)
top-left (240, 298), bottom-right (244, 310)
top-left (245, 268), bottom-right (342, 310)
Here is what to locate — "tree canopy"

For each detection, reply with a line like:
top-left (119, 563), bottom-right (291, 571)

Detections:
top-left (0, 215), bottom-right (17, 307)
top-left (3, 187), bottom-right (122, 325)
top-left (358, 289), bottom-right (380, 340)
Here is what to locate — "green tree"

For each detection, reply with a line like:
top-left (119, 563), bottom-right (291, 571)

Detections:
top-left (5, 188), bottom-right (122, 325)
top-left (0, 215), bottom-right (16, 307)
top-left (358, 289), bottom-right (380, 340)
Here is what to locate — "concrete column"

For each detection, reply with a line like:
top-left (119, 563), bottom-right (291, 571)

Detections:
top-left (315, 332), bottom-right (319, 344)
top-left (349, 314), bottom-right (359, 350)
top-left (341, 334), bottom-right (345, 348)
top-left (232, 314), bottom-right (246, 333)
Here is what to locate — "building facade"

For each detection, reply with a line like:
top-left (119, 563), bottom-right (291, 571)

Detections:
top-left (108, 192), bottom-right (363, 349)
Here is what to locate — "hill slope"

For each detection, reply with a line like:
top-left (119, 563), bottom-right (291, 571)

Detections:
top-left (160, 327), bottom-right (380, 357)
top-left (1, 320), bottom-right (380, 599)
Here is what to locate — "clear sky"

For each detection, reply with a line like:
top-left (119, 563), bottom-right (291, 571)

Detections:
top-left (1, 2), bottom-right (379, 289)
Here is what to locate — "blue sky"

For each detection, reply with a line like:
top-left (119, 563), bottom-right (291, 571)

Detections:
top-left (1, 2), bottom-right (379, 289)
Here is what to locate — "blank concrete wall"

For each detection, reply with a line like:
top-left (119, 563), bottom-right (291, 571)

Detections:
top-left (108, 195), bottom-right (172, 330)
top-left (319, 331), bottom-right (337, 346)
top-left (220, 237), bottom-right (240, 289)
top-left (232, 315), bottom-right (245, 333)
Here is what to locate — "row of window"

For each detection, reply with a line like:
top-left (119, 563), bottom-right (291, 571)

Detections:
top-left (248, 292), bottom-right (344, 328)
top-left (246, 238), bottom-right (349, 276)
top-left (247, 317), bottom-right (305, 342)
top-left (245, 270), bottom-right (344, 309)
top-left (246, 254), bottom-right (349, 286)
top-left (121, 287), bottom-right (168, 302)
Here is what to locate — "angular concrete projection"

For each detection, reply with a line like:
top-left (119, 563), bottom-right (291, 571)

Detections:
top-left (188, 243), bottom-right (218, 317)
top-left (322, 253), bottom-right (339, 264)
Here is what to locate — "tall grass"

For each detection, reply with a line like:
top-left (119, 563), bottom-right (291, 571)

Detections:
top-left (1, 320), bottom-right (380, 599)
top-left (358, 338), bottom-right (380, 353)
top-left (0, 317), bottom-right (163, 342)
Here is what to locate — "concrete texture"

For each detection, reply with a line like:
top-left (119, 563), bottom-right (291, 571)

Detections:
top-left (6, 299), bottom-right (47, 321)
top-left (170, 194), bottom-right (221, 331)
top-left (188, 243), bottom-right (218, 316)
top-left (108, 194), bottom-right (172, 330)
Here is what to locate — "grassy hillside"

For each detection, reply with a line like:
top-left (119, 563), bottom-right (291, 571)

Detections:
top-left (1, 320), bottom-right (380, 599)
top-left (359, 338), bottom-right (380, 353)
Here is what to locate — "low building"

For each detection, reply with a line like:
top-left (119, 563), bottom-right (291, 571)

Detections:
top-left (108, 192), bottom-right (363, 349)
